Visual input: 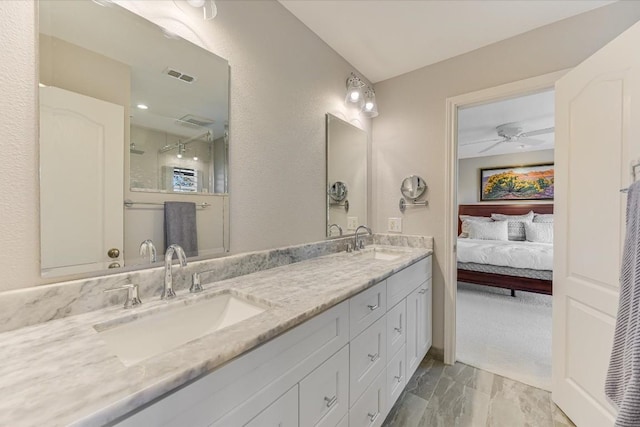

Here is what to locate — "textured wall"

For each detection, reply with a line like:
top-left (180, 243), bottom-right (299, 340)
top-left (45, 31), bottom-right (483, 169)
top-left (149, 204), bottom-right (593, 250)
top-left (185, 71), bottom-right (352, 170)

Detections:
top-left (0, 0), bottom-right (369, 291)
top-left (372, 2), bottom-right (640, 350)
top-left (458, 149), bottom-right (555, 204)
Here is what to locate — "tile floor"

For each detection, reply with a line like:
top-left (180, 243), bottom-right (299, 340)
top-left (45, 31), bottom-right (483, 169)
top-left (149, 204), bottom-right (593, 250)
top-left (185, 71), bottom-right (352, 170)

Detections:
top-left (382, 358), bottom-right (575, 427)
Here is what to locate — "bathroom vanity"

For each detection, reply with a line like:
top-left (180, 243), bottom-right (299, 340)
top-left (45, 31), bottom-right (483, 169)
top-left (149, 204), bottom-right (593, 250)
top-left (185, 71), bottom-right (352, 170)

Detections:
top-left (0, 238), bottom-right (432, 426)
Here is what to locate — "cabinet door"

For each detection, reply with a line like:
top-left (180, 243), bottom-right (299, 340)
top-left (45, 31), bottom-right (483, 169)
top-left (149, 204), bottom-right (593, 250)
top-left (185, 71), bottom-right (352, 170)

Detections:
top-left (350, 316), bottom-right (387, 405)
top-left (349, 370), bottom-right (387, 427)
top-left (299, 345), bottom-right (349, 427)
top-left (406, 287), bottom-right (420, 379)
top-left (386, 345), bottom-right (406, 409)
top-left (386, 300), bottom-right (406, 360)
top-left (418, 279), bottom-right (432, 358)
top-left (245, 385), bottom-right (298, 427)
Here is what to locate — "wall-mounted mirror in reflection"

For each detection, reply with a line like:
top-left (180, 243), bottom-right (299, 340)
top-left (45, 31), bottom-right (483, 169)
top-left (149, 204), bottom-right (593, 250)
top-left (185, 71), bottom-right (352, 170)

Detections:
top-left (39, 0), bottom-right (230, 277)
top-left (326, 114), bottom-right (367, 237)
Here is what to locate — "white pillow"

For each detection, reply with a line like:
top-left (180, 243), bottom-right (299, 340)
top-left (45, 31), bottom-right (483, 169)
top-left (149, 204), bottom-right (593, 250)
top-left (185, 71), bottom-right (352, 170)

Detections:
top-left (468, 220), bottom-right (509, 241)
top-left (533, 213), bottom-right (554, 223)
top-left (491, 211), bottom-right (534, 241)
top-left (459, 215), bottom-right (493, 238)
top-left (525, 222), bottom-right (554, 243)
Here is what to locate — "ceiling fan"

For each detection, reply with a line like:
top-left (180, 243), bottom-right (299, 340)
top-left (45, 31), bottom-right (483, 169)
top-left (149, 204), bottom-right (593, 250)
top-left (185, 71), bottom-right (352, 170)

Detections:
top-left (462, 122), bottom-right (554, 154)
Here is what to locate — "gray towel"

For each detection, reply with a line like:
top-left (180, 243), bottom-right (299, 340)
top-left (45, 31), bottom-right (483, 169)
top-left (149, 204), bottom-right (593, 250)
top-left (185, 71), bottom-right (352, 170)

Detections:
top-left (606, 180), bottom-right (640, 426)
top-left (164, 202), bottom-right (198, 258)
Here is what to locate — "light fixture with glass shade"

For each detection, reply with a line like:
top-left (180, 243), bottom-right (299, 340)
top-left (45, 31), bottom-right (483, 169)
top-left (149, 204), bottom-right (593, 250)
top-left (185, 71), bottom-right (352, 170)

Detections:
top-left (361, 87), bottom-right (379, 118)
top-left (345, 73), bottom-right (365, 108)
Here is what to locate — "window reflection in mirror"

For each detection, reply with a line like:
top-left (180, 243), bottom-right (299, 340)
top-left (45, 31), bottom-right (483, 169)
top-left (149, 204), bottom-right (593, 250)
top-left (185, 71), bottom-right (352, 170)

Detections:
top-left (326, 114), bottom-right (367, 237)
top-left (39, 0), bottom-right (230, 278)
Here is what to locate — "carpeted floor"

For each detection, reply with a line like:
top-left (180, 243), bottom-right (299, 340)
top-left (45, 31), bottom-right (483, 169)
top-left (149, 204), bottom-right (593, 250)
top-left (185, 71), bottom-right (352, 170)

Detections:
top-left (456, 282), bottom-right (552, 391)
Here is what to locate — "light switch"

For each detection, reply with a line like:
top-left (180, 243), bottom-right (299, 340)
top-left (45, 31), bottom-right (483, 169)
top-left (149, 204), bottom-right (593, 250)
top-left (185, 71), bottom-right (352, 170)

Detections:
top-left (388, 218), bottom-right (402, 233)
top-left (347, 217), bottom-right (358, 230)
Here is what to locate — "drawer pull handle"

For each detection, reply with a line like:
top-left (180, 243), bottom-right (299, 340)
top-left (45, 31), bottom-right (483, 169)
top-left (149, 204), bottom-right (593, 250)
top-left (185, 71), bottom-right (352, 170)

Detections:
top-left (368, 411), bottom-right (380, 423)
top-left (367, 304), bottom-right (379, 311)
top-left (394, 326), bottom-right (402, 333)
top-left (394, 375), bottom-right (403, 383)
top-left (418, 288), bottom-right (427, 294)
top-left (367, 353), bottom-right (379, 362)
top-left (324, 395), bottom-right (337, 408)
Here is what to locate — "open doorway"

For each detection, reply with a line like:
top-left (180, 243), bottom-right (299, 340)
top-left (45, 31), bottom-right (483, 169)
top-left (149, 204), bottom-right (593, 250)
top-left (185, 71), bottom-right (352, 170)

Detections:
top-left (454, 89), bottom-right (554, 390)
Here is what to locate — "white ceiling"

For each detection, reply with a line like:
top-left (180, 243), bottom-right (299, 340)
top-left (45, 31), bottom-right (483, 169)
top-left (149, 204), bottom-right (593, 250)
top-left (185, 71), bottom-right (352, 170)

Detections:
top-left (457, 89), bottom-right (554, 159)
top-left (279, 0), bottom-right (614, 83)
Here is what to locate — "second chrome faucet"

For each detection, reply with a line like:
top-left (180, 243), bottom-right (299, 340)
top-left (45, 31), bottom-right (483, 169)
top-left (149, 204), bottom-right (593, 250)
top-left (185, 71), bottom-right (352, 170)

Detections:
top-left (162, 244), bottom-right (187, 300)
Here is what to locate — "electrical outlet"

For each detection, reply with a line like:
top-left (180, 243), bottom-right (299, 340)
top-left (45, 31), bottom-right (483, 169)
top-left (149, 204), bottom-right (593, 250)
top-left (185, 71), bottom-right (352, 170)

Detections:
top-left (388, 217), bottom-right (402, 233)
top-left (347, 217), bottom-right (358, 230)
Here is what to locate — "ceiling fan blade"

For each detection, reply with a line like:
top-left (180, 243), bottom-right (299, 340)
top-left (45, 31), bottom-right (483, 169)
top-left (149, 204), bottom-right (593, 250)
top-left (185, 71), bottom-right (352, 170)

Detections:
top-left (521, 127), bottom-right (554, 138)
top-left (459, 137), bottom-right (504, 146)
top-left (478, 140), bottom-right (506, 154)
top-left (517, 138), bottom-right (545, 146)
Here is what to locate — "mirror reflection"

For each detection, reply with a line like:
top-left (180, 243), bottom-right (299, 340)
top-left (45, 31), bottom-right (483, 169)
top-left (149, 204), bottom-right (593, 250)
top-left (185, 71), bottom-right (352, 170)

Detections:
top-left (326, 114), bottom-right (367, 237)
top-left (401, 175), bottom-right (427, 200)
top-left (39, 0), bottom-right (230, 277)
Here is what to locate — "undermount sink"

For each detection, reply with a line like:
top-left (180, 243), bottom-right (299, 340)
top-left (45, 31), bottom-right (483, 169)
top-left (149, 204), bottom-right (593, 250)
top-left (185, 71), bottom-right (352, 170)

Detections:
top-left (95, 292), bottom-right (268, 366)
top-left (358, 248), bottom-right (403, 261)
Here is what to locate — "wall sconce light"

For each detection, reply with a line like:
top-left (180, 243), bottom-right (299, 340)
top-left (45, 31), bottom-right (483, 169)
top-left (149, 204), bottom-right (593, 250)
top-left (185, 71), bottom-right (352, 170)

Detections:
top-left (181, 0), bottom-right (218, 20)
top-left (345, 72), bottom-right (379, 118)
top-left (361, 87), bottom-right (379, 118)
top-left (345, 73), bottom-right (365, 108)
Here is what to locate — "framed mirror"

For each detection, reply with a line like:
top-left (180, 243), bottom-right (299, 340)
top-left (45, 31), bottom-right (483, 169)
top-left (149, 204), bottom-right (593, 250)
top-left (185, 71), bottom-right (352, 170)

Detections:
top-left (400, 175), bottom-right (427, 200)
top-left (326, 114), bottom-right (367, 237)
top-left (39, 0), bottom-right (230, 277)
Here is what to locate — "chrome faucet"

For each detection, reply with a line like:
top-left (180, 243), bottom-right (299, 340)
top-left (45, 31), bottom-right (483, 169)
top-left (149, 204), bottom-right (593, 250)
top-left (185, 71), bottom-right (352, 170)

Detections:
top-left (139, 239), bottom-right (157, 263)
top-left (163, 244), bottom-right (187, 300)
top-left (328, 223), bottom-right (343, 236)
top-left (354, 225), bottom-right (372, 250)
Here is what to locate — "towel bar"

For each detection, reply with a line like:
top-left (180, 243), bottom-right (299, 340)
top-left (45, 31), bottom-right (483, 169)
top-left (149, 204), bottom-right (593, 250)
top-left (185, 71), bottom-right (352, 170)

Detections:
top-left (124, 200), bottom-right (211, 208)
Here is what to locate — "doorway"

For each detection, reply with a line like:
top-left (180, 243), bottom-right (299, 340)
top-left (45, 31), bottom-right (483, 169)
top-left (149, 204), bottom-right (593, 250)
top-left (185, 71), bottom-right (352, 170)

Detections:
top-left (443, 70), bottom-right (568, 369)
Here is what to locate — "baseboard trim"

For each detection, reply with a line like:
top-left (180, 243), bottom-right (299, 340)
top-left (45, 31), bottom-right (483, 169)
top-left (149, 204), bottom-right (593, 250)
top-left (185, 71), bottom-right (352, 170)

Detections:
top-left (427, 346), bottom-right (445, 362)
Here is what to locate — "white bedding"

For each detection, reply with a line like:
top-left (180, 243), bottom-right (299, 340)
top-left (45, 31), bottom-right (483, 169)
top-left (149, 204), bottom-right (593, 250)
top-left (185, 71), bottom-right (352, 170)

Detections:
top-left (457, 238), bottom-right (553, 271)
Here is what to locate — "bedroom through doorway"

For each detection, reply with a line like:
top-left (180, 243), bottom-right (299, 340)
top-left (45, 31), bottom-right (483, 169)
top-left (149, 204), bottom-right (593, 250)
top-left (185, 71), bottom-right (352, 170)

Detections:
top-left (454, 89), bottom-right (555, 391)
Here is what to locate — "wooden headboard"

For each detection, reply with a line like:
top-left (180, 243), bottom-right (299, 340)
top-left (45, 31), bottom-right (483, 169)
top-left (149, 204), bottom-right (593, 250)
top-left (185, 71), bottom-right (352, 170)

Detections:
top-left (458, 204), bottom-right (554, 235)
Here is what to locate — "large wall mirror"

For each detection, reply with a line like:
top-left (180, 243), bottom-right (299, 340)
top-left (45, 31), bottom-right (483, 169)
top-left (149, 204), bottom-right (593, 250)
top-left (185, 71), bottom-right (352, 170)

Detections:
top-left (39, 0), bottom-right (230, 277)
top-left (326, 114), bottom-right (367, 237)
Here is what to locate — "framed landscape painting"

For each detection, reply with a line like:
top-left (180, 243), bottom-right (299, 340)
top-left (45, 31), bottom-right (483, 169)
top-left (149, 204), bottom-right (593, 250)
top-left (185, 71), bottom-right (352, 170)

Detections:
top-left (480, 163), bottom-right (554, 201)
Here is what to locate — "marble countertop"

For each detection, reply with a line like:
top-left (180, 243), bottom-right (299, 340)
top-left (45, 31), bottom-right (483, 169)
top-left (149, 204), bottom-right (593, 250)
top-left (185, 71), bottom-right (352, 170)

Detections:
top-left (1, 245), bottom-right (431, 426)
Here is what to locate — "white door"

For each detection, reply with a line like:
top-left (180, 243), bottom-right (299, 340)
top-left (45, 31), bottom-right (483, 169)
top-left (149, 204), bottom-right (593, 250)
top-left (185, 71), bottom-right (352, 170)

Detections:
top-left (40, 86), bottom-right (124, 276)
top-left (553, 21), bottom-right (640, 426)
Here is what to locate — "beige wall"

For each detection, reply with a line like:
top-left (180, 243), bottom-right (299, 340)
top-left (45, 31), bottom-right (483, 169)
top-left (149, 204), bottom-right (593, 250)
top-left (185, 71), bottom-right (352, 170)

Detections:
top-left (0, 0), bottom-right (370, 291)
top-left (458, 149), bottom-right (555, 204)
top-left (372, 2), bottom-right (640, 351)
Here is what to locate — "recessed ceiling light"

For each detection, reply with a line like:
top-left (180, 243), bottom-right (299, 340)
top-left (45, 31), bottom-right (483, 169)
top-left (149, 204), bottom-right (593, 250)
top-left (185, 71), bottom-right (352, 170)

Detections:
top-left (137, 104), bottom-right (149, 110)
top-left (38, 83), bottom-right (47, 88)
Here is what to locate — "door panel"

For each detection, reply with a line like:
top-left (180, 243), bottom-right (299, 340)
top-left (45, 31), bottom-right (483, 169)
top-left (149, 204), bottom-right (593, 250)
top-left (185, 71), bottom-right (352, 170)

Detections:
top-left (40, 86), bottom-right (124, 276)
top-left (554, 20), bottom-right (640, 427)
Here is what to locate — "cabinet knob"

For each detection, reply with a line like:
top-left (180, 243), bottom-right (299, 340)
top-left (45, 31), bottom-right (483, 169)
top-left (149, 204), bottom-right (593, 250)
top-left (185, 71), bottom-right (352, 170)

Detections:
top-left (108, 262), bottom-right (121, 269)
top-left (418, 288), bottom-right (427, 294)
top-left (367, 303), bottom-right (379, 311)
top-left (368, 412), bottom-right (380, 422)
top-left (367, 353), bottom-right (379, 362)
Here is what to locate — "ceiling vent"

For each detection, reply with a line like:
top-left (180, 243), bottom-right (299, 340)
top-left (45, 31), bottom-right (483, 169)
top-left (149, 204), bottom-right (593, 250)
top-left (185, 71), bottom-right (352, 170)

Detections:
top-left (177, 114), bottom-right (215, 128)
top-left (163, 67), bottom-right (197, 84)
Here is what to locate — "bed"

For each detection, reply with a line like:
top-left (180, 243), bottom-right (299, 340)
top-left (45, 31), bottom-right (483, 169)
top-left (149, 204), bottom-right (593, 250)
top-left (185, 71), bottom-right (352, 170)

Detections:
top-left (457, 204), bottom-right (554, 295)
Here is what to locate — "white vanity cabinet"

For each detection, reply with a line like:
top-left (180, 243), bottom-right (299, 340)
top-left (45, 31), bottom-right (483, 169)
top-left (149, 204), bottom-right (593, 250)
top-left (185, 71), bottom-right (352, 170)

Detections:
top-left (115, 255), bottom-right (432, 427)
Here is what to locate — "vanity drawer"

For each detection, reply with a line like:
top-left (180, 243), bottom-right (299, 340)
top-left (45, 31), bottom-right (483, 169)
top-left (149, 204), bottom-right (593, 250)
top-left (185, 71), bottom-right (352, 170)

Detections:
top-left (386, 345), bottom-right (406, 409)
top-left (387, 257), bottom-right (431, 307)
top-left (350, 280), bottom-right (387, 338)
top-left (349, 370), bottom-right (387, 427)
top-left (299, 345), bottom-right (349, 427)
top-left (245, 385), bottom-right (298, 427)
top-left (386, 300), bottom-right (406, 359)
top-left (350, 316), bottom-right (386, 405)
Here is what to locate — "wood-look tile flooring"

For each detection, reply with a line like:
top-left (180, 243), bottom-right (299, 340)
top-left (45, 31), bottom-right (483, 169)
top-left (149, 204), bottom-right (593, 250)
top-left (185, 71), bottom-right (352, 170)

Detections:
top-left (383, 357), bottom-right (575, 427)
